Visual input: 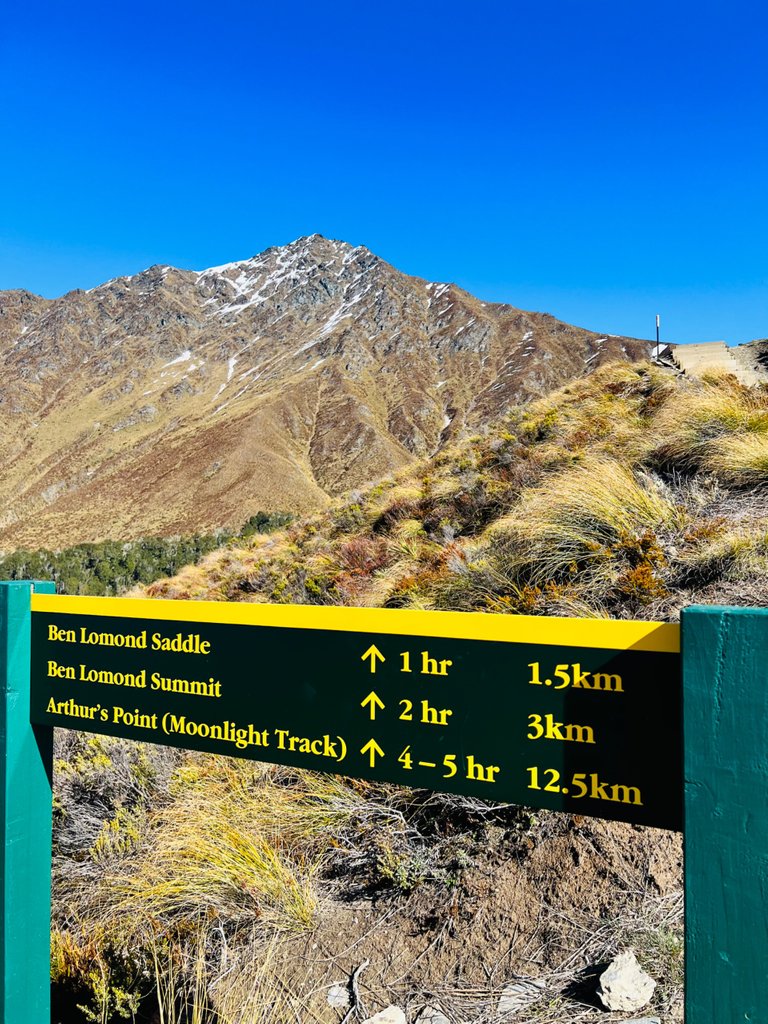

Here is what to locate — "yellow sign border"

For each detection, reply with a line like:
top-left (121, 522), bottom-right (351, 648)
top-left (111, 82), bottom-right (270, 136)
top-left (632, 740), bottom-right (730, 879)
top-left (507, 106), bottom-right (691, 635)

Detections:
top-left (30, 593), bottom-right (679, 653)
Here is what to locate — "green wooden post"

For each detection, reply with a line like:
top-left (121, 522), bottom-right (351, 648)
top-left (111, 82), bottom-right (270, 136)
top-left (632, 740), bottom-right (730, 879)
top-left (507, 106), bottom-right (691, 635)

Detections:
top-left (0, 581), bottom-right (55, 1023)
top-left (682, 605), bottom-right (768, 1023)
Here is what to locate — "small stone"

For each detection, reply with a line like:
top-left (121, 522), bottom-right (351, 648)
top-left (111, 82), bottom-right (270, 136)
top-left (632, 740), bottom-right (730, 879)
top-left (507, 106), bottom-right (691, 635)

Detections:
top-left (596, 950), bottom-right (656, 1012)
top-left (362, 1008), bottom-right (407, 1024)
top-left (626, 1019), bottom-right (661, 1023)
top-left (415, 1005), bottom-right (450, 1024)
top-left (327, 983), bottom-right (351, 1009)
top-left (498, 978), bottom-right (546, 1014)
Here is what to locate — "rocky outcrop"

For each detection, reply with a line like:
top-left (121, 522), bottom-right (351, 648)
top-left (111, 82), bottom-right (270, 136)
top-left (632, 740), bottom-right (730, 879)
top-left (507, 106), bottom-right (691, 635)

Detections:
top-left (597, 950), bottom-right (657, 1012)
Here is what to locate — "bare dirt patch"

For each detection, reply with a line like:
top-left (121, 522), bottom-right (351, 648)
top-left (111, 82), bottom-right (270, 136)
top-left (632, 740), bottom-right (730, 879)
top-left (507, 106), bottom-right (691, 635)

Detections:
top-left (246, 816), bottom-right (682, 1024)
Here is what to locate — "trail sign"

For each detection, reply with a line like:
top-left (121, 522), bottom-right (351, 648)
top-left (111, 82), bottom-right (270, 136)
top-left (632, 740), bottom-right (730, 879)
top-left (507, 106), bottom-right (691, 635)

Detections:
top-left (1, 584), bottom-right (766, 1024)
top-left (29, 594), bottom-right (681, 829)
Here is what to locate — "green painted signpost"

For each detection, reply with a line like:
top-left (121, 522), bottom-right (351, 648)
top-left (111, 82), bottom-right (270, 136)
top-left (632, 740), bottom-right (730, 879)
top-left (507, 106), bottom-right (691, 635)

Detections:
top-left (0, 582), bottom-right (766, 1022)
top-left (682, 606), bottom-right (768, 1023)
top-left (0, 582), bottom-right (55, 1024)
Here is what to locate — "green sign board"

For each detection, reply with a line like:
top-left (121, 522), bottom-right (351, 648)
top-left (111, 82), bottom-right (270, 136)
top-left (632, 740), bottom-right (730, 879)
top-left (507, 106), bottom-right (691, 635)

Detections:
top-left (1, 585), bottom-right (766, 1023)
top-left (29, 594), bottom-right (681, 829)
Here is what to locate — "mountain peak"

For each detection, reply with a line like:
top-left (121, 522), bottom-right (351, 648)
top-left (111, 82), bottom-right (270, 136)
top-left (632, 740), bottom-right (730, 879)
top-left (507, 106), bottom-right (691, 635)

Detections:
top-left (0, 241), bottom-right (654, 549)
top-left (197, 234), bottom-right (363, 279)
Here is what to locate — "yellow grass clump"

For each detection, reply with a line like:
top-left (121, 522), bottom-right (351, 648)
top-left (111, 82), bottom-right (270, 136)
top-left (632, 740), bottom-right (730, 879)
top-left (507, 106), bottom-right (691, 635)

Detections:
top-left (58, 360), bottom-right (768, 1019)
top-left (135, 363), bottom-right (768, 621)
top-left (704, 432), bottom-right (768, 488)
top-left (652, 379), bottom-right (768, 485)
top-left (488, 457), bottom-right (681, 589)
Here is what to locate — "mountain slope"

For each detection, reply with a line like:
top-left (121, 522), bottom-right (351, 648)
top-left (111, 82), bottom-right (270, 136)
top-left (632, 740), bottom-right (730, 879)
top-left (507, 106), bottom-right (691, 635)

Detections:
top-left (2, 235), bottom-right (651, 549)
top-left (54, 359), bottom-right (768, 1023)
top-left (143, 362), bottom-right (768, 620)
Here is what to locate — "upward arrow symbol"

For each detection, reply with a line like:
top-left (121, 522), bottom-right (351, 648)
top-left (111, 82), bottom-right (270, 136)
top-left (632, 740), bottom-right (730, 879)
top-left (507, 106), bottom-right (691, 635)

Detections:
top-left (361, 691), bottom-right (385, 720)
top-left (361, 739), bottom-right (384, 767)
top-left (361, 644), bottom-right (385, 673)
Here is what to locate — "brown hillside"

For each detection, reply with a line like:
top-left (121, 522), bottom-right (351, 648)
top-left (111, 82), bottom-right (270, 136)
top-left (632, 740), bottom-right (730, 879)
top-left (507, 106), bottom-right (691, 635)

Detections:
top-left (1, 235), bottom-right (651, 549)
top-left (143, 362), bottom-right (768, 620)
top-left (51, 362), bottom-right (768, 1023)
top-left (56, 363), bottom-right (768, 1023)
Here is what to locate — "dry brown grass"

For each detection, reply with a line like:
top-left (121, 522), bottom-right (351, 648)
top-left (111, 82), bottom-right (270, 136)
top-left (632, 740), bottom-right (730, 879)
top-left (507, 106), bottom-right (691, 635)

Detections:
top-left (135, 364), bottom-right (768, 621)
top-left (487, 458), bottom-right (680, 588)
top-left (60, 361), bottom-right (768, 1018)
top-left (651, 378), bottom-right (768, 485)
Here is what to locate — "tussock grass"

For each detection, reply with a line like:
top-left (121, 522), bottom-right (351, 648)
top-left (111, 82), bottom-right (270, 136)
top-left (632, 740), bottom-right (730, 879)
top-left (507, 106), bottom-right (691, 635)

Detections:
top-left (485, 458), bottom-right (681, 603)
top-left (147, 919), bottom-right (209, 1024)
top-left (106, 760), bottom-right (395, 934)
top-left (59, 745), bottom-right (549, 1020)
top-left (67, 360), bottom-right (768, 1018)
top-left (139, 363), bottom-right (768, 620)
top-left (53, 753), bottom-right (421, 1019)
top-left (705, 432), bottom-right (768, 487)
top-left (676, 527), bottom-right (768, 589)
top-left (120, 809), bottom-right (317, 931)
top-left (204, 930), bottom-right (316, 1024)
top-left (652, 380), bottom-right (768, 485)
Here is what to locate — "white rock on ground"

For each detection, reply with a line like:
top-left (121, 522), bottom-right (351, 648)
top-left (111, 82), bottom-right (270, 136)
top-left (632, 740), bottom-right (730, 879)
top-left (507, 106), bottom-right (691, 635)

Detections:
top-left (415, 1005), bottom-right (450, 1024)
top-left (596, 950), bottom-right (656, 1012)
top-left (498, 978), bottom-right (547, 1014)
top-left (362, 1008), bottom-right (407, 1024)
top-left (626, 1018), bottom-right (661, 1023)
top-left (326, 983), bottom-right (351, 1008)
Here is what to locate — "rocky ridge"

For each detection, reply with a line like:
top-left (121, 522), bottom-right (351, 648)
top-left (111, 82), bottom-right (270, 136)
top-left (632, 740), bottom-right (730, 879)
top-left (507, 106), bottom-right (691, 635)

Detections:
top-left (2, 235), bottom-right (652, 548)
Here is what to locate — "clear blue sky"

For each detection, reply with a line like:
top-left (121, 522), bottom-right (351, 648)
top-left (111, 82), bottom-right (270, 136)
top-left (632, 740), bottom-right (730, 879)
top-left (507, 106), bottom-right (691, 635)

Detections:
top-left (1, 0), bottom-right (765, 344)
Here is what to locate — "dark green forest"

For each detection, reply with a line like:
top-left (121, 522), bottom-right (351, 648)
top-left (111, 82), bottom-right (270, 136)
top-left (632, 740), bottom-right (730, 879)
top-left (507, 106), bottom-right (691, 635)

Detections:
top-left (0, 512), bottom-right (291, 596)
